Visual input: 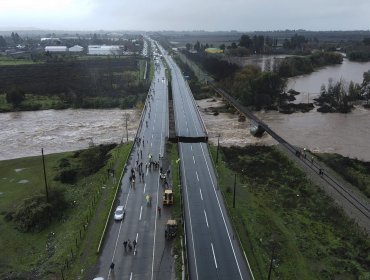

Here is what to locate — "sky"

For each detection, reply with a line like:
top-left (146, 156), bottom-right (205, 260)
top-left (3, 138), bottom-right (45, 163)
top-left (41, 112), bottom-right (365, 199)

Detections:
top-left (0, 0), bottom-right (370, 31)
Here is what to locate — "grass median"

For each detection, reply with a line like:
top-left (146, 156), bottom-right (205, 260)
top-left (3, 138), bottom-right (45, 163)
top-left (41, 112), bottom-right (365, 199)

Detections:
top-left (209, 144), bottom-right (370, 280)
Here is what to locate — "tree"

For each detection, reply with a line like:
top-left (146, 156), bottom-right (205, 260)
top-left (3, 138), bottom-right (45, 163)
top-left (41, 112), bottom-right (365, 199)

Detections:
top-left (194, 41), bottom-right (201, 52)
top-left (0, 35), bottom-right (6, 48)
top-left (6, 88), bottom-right (25, 108)
top-left (185, 43), bottom-right (192, 51)
top-left (239, 35), bottom-right (252, 49)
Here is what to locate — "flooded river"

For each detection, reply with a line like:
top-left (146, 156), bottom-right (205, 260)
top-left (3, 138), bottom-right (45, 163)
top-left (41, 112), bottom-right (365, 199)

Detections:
top-left (0, 109), bottom-right (140, 160)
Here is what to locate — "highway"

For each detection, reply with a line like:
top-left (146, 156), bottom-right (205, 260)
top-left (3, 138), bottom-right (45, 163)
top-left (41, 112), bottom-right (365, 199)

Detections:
top-left (160, 44), bottom-right (254, 280)
top-left (95, 43), bottom-right (169, 280)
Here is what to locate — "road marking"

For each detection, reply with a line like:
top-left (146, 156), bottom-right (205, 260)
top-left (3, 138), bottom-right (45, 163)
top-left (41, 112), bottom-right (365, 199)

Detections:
top-left (152, 134), bottom-right (153, 139)
top-left (191, 145), bottom-right (193, 151)
top-left (143, 183), bottom-right (147, 193)
top-left (129, 272), bottom-right (133, 280)
top-left (199, 188), bottom-right (203, 200)
top-left (136, 232), bottom-right (139, 242)
top-left (151, 142), bottom-right (152, 147)
top-left (139, 206), bottom-right (143, 220)
top-left (199, 143), bottom-right (244, 279)
top-left (204, 210), bottom-right (209, 228)
top-left (196, 171), bottom-right (199, 181)
top-left (193, 155), bottom-right (195, 164)
top-left (107, 187), bottom-right (132, 279)
top-left (179, 145), bottom-right (199, 280)
top-left (211, 242), bottom-right (218, 269)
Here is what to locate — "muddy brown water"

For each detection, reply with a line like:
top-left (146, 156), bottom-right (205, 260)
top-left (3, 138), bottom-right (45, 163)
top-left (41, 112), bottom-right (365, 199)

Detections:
top-left (0, 109), bottom-right (140, 160)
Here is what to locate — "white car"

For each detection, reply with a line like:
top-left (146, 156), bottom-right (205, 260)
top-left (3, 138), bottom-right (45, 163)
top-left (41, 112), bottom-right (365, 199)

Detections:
top-left (114, 205), bottom-right (125, 221)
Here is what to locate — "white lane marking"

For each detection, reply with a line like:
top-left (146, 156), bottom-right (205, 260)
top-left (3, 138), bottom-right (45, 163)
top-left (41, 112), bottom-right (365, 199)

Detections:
top-left (211, 242), bottom-right (218, 269)
top-left (193, 155), bottom-right (195, 164)
top-left (107, 187), bottom-right (132, 279)
top-left (204, 210), bottom-right (209, 228)
top-left (146, 168), bottom-right (148, 176)
top-left (191, 145), bottom-right (193, 151)
top-left (151, 142), bottom-right (152, 147)
top-left (196, 171), bottom-right (199, 181)
top-left (199, 143), bottom-right (244, 279)
top-left (199, 188), bottom-right (203, 200)
top-left (152, 134), bottom-right (154, 139)
top-left (129, 272), bottom-right (133, 280)
top-left (179, 145), bottom-right (199, 280)
top-left (136, 232), bottom-right (139, 242)
top-left (150, 164), bottom-right (161, 280)
top-left (143, 183), bottom-right (147, 193)
top-left (139, 206), bottom-right (143, 221)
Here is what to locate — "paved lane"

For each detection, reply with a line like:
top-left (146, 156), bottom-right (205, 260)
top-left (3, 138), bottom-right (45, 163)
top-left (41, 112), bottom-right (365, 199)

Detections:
top-left (95, 43), bottom-right (169, 280)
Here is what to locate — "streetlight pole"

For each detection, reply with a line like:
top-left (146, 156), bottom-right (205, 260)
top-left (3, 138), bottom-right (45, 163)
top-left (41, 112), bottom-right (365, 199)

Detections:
top-left (233, 173), bottom-right (236, 208)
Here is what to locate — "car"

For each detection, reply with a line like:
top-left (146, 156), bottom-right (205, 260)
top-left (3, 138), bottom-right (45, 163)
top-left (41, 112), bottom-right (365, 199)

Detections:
top-left (114, 205), bottom-right (125, 221)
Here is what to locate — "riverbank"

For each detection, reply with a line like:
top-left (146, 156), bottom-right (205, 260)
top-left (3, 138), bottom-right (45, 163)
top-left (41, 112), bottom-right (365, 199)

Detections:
top-left (210, 145), bottom-right (370, 279)
top-left (0, 144), bottom-right (132, 279)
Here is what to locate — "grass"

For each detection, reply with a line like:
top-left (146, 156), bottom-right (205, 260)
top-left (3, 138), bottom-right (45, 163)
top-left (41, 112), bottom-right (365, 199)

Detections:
top-left (315, 153), bottom-right (370, 199)
top-left (0, 143), bottom-right (132, 279)
top-left (209, 145), bottom-right (370, 280)
top-left (167, 142), bottom-right (183, 279)
top-left (0, 56), bottom-right (41, 66)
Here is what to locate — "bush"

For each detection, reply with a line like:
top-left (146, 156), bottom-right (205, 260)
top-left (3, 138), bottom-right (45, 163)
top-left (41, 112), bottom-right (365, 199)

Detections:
top-left (59, 169), bottom-right (77, 184)
top-left (13, 188), bottom-right (67, 232)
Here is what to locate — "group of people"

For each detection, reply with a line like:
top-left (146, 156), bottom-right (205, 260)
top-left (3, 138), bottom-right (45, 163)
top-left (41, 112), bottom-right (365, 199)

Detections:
top-left (123, 239), bottom-right (137, 252)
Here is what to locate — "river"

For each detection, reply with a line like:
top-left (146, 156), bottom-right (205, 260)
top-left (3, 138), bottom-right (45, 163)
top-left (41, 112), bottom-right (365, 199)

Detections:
top-left (0, 109), bottom-right (140, 161)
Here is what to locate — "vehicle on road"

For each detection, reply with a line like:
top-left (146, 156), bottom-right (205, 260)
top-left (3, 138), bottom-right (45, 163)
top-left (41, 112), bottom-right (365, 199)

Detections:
top-left (114, 205), bottom-right (125, 221)
top-left (163, 189), bottom-right (173, 206)
top-left (165, 219), bottom-right (177, 240)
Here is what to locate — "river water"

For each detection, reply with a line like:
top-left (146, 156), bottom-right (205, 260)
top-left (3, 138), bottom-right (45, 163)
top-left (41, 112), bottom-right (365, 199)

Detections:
top-left (1, 57), bottom-right (370, 162)
top-left (0, 109), bottom-right (140, 160)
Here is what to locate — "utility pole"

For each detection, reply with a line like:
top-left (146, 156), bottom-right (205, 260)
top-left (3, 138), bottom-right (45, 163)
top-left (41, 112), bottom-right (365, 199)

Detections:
top-left (233, 173), bottom-right (236, 208)
top-left (124, 113), bottom-right (129, 142)
top-left (216, 134), bottom-right (220, 164)
top-left (41, 148), bottom-right (49, 202)
top-left (267, 246), bottom-right (275, 280)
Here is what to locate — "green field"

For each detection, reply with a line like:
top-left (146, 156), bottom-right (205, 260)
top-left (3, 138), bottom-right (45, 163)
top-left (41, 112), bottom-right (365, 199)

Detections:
top-left (209, 145), bottom-right (370, 280)
top-left (0, 56), bottom-right (41, 66)
top-left (316, 153), bottom-right (370, 199)
top-left (0, 143), bottom-right (132, 279)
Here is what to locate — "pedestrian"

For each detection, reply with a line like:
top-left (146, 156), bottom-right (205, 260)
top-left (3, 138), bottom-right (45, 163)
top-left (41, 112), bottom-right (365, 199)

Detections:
top-left (141, 150), bottom-right (143, 158)
top-left (141, 172), bottom-right (144, 182)
top-left (110, 262), bottom-right (115, 270)
top-left (157, 206), bottom-right (161, 216)
top-left (123, 240), bottom-right (127, 250)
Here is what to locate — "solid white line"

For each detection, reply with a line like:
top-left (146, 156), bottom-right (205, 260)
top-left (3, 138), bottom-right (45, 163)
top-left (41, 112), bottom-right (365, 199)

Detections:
top-left (107, 187), bottom-right (132, 279)
top-left (199, 188), bottom-right (203, 200)
top-left (129, 272), bottom-right (133, 280)
top-left (204, 210), bottom-right (209, 228)
top-left (143, 183), bottom-right (147, 193)
top-left (196, 171), bottom-right (199, 181)
top-left (193, 155), bottom-right (195, 164)
top-left (139, 206), bottom-right (143, 221)
top-left (199, 143), bottom-right (244, 279)
top-left (211, 243), bottom-right (218, 269)
top-left (180, 145), bottom-right (199, 280)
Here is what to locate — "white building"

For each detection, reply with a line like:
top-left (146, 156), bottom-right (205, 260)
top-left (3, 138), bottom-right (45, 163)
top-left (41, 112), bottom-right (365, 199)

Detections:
top-left (88, 45), bottom-right (122, 56)
top-left (69, 45), bottom-right (84, 52)
top-left (45, 46), bottom-right (68, 52)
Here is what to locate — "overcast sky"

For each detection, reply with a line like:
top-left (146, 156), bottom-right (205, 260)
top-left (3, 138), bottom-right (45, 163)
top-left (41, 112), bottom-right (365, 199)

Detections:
top-left (0, 0), bottom-right (369, 31)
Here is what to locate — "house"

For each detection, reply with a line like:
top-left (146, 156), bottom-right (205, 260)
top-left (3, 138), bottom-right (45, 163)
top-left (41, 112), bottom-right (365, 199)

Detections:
top-left (45, 46), bottom-right (68, 52)
top-left (69, 45), bottom-right (84, 52)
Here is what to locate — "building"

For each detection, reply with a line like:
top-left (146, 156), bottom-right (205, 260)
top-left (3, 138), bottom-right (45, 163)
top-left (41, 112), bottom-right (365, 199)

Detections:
top-left (205, 48), bottom-right (223, 54)
top-left (45, 46), bottom-right (68, 52)
top-left (69, 45), bottom-right (84, 52)
top-left (88, 45), bottom-right (122, 56)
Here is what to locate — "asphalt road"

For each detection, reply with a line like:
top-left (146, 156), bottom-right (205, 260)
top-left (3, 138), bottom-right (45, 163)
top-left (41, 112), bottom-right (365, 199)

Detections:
top-left (95, 45), bottom-right (170, 280)
top-left (159, 46), bottom-right (254, 280)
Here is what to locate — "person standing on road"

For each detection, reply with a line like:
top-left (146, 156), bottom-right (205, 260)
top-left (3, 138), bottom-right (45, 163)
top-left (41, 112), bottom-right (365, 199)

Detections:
top-left (110, 262), bottom-right (115, 270)
top-left (123, 240), bottom-right (127, 250)
top-left (157, 206), bottom-right (161, 217)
